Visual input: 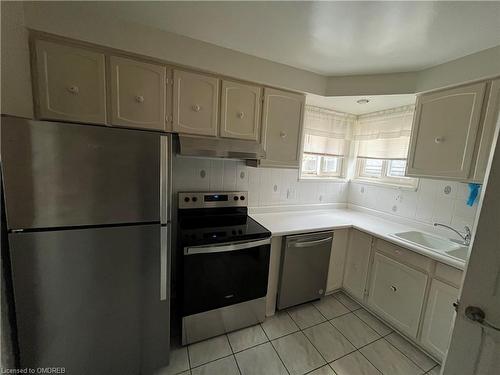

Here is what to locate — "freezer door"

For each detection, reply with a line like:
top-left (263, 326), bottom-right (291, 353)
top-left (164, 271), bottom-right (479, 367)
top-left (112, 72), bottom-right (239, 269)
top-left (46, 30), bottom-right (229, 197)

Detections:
top-left (1, 117), bottom-right (160, 229)
top-left (9, 224), bottom-right (169, 375)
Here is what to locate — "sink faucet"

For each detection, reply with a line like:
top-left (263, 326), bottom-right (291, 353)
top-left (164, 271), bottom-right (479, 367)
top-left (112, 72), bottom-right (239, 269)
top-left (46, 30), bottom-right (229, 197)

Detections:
top-left (433, 223), bottom-right (471, 246)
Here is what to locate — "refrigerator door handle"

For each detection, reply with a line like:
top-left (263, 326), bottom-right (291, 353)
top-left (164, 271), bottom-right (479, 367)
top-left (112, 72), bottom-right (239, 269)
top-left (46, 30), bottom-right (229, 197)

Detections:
top-left (160, 226), bottom-right (168, 301)
top-left (160, 137), bottom-right (167, 224)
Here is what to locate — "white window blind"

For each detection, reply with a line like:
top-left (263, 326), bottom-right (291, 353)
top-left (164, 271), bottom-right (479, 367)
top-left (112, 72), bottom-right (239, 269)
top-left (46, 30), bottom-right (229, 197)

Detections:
top-left (353, 105), bottom-right (414, 159)
top-left (303, 105), bottom-right (355, 157)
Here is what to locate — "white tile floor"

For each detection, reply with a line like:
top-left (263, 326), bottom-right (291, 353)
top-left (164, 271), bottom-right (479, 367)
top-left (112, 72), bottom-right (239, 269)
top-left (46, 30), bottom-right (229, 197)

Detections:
top-left (159, 292), bottom-right (441, 375)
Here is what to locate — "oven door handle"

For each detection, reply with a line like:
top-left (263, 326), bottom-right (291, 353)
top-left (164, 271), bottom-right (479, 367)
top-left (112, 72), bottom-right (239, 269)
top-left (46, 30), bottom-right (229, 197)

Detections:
top-left (290, 237), bottom-right (332, 248)
top-left (184, 238), bottom-right (271, 255)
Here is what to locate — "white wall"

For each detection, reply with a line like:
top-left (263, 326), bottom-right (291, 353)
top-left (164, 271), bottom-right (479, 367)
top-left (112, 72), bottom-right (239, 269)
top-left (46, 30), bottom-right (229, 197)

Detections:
top-left (173, 155), bottom-right (348, 207)
top-left (348, 179), bottom-right (479, 233)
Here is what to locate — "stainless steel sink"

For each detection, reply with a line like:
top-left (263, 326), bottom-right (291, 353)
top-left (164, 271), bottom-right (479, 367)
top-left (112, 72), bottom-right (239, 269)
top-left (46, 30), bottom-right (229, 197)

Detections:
top-left (391, 231), bottom-right (468, 260)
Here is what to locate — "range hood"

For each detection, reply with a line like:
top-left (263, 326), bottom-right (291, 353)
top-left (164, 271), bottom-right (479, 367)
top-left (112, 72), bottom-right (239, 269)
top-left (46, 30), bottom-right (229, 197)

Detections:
top-left (178, 135), bottom-right (266, 160)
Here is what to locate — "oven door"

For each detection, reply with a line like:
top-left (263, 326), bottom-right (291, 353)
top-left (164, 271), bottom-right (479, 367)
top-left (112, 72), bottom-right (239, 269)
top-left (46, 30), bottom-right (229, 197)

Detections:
top-left (182, 238), bottom-right (271, 316)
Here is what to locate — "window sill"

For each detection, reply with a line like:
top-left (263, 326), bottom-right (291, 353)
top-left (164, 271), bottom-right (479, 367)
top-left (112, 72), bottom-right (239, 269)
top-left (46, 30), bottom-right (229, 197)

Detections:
top-left (351, 178), bottom-right (418, 191)
top-left (299, 176), bottom-right (347, 183)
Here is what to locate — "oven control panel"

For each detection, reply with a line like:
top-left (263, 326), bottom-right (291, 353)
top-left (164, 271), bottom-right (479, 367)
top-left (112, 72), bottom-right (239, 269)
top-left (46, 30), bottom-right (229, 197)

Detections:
top-left (178, 192), bottom-right (248, 209)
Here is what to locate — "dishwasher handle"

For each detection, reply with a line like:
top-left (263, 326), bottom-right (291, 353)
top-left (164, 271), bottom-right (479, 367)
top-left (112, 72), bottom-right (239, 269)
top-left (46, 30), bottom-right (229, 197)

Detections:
top-left (290, 236), bottom-right (332, 248)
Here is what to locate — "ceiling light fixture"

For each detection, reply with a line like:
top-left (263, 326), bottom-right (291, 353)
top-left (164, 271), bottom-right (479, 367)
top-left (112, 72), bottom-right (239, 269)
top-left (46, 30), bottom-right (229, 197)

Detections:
top-left (356, 98), bottom-right (370, 104)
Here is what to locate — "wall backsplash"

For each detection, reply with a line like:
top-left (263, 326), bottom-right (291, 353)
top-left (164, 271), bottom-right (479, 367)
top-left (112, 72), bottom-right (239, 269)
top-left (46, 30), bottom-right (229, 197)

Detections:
top-left (173, 155), bottom-right (479, 232)
top-left (173, 155), bottom-right (348, 207)
top-left (348, 179), bottom-right (479, 231)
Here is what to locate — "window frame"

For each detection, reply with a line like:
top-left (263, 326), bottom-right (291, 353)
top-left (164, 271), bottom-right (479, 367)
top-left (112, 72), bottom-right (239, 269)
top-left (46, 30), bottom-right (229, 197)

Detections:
top-left (300, 152), bottom-right (345, 180)
top-left (355, 158), bottom-right (418, 189)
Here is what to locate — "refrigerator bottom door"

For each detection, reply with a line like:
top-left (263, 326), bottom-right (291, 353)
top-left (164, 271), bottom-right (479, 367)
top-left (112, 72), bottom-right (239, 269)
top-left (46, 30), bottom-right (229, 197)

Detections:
top-left (9, 224), bottom-right (169, 375)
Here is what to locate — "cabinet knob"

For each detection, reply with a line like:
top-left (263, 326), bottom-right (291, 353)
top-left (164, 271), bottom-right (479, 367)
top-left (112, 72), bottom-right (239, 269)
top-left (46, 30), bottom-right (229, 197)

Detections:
top-left (67, 85), bottom-right (79, 95)
top-left (237, 111), bottom-right (245, 119)
top-left (434, 137), bottom-right (445, 144)
top-left (135, 95), bottom-right (145, 103)
top-left (390, 285), bottom-right (397, 292)
top-left (192, 104), bottom-right (201, 112)
top-left (280, 131), bottom-right (287, 139)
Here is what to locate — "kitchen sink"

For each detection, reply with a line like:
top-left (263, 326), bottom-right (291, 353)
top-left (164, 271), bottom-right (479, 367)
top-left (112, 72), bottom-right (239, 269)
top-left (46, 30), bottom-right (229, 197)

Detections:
top-left (444, 247), bottom-right (468, 261)
top-left (391, 230), bottom-right (468, 260)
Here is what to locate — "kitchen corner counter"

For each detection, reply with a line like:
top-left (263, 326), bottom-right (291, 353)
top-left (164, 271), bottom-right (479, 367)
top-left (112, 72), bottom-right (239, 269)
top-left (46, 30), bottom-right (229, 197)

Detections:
top-left (250, 208), bottom-right (466, 270)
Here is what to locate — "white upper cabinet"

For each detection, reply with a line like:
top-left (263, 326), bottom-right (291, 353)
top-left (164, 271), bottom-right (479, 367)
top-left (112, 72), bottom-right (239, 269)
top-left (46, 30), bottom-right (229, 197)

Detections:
top-left (34, 40), bottom-right (107, 124)
top-left (260, 88), bottom-right (305, 168)
top-left (420, 278), bottom-right (459, 361)
top-left (368, 252), bottom-right (428, 338)
top-left (173, 70), bottom-right (219, 137)
top-left (470, 79), bottom-right (500, 182)
top-left (110, 56), bottom-right (167, 131)
top-left (407, 82), bottom-right (487, 180)
top-left (343, 229), bottom-right (372, 302)
top-left (220, 80), bottom-right (262, 141)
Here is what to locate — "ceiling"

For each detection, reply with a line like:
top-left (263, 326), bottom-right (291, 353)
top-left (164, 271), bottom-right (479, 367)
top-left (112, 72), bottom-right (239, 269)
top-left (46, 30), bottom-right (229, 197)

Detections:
top-left (78, 1), bottom-right (500, 75)
top-left (306, 94), bottom-right (416, 115)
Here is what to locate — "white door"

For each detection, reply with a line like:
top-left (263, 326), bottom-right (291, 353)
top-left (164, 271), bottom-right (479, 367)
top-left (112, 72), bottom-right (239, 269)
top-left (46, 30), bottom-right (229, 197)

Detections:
top-left (421, 279), bottom-right (459, 361)
top-left (172, 70), bottom-right (219, 136)
top-left (443, 108), bottom-right (500, 374)
top-left (260, 88), bottom-right (305, 168)
top-left (343, 229), bottom-right (372, 302)
top-left (35, 40), bottom-right (107, 124)
top-left (220, 80), bottom-right (262, 141)
top-left (407, 82), bottom-right (486, 180)
top-left (109, 56), bottom-right (167, 131)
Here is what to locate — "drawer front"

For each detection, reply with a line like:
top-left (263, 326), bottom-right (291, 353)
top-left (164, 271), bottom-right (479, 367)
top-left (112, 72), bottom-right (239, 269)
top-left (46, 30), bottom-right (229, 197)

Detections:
top-left (375, 238), bottom-right (432, 272)
top-left (368, 252), bottom-right (428, 338)
top-left (435, 262), bottom-right (463, 287)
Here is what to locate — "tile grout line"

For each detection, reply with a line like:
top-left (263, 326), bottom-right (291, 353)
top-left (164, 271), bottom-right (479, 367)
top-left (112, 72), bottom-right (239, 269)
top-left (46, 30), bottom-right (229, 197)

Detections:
top-left (259, 322), bottom-right (291, 375)
top-left (226, 333), bottom-right (243, 375)
top-left (382, 335), bottom-right (437, 373)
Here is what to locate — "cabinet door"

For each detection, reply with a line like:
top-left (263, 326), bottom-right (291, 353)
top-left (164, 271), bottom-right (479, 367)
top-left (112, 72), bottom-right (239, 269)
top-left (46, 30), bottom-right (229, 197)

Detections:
top-left (173, 70), bottom-right (219, 136)
top-left (35, 40), bottom-right (107, 124)
top-left (260, 88), bottom-right (305, 168)
top-left (220, 80), bottom-right (262, 141)
top-left (471, 79), bottom-right (500, 182)
top-left (343, 229), bottom-right (372, 302)
top-left (421, 279), bottom-right (459, 360)
top-left (368, 252), bottom-right (428, 338)
top-left (110, 56), bottom-right (166, 131)
top-left (407, 82), bottom-right (487, 179)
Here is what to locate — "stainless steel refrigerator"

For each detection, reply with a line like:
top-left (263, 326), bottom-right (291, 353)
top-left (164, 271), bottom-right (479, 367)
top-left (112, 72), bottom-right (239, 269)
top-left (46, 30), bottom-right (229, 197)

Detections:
top-left (0, 116), bottom-right (171, 374)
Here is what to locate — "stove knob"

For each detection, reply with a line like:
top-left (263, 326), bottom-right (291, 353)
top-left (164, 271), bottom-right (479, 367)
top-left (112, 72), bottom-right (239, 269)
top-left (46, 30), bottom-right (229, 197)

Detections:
top-left (234, 196), bottom-right (239, 201)
top-left (240, 196), bottom-right (245, 201)
top-left (184, 197), bottom-right (190, 202)
top-left (238, 229), bottom-right (243, 234)
top-left (192, 196), bottom-right (198, 202)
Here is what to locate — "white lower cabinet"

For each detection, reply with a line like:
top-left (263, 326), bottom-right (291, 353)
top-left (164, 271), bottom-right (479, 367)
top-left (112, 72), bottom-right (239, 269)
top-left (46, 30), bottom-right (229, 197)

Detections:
top-left (420, 279), bottom-right (459, 360)
top-left (343, 229), bottom-right (372, 302)
top-left (368, 252), bottom-right (428, 338)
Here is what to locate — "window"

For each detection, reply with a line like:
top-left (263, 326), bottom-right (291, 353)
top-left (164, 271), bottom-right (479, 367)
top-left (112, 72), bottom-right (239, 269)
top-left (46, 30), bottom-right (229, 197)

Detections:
top-left (357, 158), bottom-right (416, 187)
top-left (301, 153), bottom-right (343, 177)
top-left (300, 106), bottom-right (355, 179)
top-left (353, 106), bottom-right (418, 188)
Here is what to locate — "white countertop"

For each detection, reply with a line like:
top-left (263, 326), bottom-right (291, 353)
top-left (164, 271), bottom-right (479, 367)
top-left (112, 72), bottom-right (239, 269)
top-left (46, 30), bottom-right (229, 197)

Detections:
top-left (250, 208), bottom-right (466, 270)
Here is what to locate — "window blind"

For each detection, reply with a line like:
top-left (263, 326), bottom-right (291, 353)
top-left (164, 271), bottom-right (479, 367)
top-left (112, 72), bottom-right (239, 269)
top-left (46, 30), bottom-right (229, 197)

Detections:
top-left (303, 105), bottom-right (355, 156)
top-left (353, 105), bottom-right (414, 159)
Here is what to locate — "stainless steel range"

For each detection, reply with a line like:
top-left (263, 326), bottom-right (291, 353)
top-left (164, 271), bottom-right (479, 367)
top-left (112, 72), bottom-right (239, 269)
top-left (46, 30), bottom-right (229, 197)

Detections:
top-left (177, 192), bottom-right (271, 345)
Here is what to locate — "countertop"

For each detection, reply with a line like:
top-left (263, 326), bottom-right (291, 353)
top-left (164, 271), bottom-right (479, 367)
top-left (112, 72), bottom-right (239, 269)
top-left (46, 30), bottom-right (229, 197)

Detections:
top-left (250, 208), bottom-right (466, 270)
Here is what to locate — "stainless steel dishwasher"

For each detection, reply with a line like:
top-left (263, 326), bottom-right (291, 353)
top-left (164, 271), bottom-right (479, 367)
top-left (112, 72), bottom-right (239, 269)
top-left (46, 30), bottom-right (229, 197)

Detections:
top-left (277, 231), bottom-right (333, 309)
